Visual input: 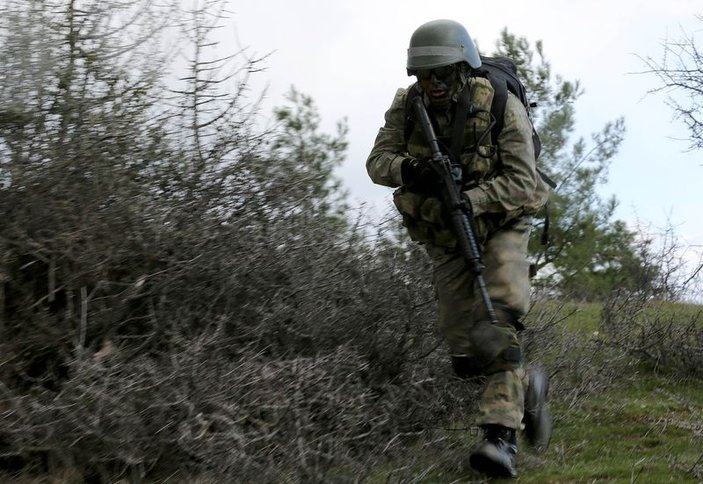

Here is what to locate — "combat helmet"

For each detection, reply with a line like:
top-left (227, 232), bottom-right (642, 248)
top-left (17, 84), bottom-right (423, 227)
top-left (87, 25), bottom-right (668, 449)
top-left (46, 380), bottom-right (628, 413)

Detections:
top-left (406, 19), bottom-right (481, 75)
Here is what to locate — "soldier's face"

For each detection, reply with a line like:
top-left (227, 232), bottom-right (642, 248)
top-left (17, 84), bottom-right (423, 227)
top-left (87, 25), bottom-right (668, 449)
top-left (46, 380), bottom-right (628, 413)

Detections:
top-left (416, 65), bottom-right (459, 106)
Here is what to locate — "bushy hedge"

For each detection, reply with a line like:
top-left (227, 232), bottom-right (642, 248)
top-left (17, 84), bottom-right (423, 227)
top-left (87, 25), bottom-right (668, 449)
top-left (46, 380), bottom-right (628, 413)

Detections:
top-left (1, 195), bottom-right (485, 481)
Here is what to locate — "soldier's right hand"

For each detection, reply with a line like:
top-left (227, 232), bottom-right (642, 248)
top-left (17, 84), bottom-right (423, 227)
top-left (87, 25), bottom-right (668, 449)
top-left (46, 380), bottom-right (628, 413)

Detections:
top-left (401, 157), bottom-right (440, 193)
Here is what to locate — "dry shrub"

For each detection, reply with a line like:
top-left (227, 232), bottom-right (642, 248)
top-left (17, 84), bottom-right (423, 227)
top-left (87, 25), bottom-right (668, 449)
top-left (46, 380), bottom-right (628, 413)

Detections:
top-left (0, 198), bottom-right (484, 481)
top-left (519, 296), bottom-right (658, 416)
top-left (601, 290), bottom-right (703, 377)
top-left (1, 299), bottom-right (477, 482)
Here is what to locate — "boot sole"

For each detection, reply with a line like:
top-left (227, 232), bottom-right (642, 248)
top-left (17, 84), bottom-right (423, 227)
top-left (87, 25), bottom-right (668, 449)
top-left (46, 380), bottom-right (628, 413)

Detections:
top-left (524, 367), bottom-right (552, 451)
top-left (469, 451), bottom-right (517, 479)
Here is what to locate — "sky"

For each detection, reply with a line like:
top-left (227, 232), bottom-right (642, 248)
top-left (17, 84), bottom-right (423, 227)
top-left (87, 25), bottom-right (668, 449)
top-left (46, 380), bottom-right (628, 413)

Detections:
top-left (228, 0), bottom-right (702, 271)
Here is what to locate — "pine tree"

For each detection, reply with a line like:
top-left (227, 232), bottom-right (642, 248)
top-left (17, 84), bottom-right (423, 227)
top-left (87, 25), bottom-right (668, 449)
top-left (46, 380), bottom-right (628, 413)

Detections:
top-left (493, 30), bottom-right (654, 299)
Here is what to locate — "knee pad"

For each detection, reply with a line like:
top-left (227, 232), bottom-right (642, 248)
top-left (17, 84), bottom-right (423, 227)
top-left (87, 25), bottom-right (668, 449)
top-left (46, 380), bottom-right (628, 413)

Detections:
top-left (468, 319), bottom-right (522, 374)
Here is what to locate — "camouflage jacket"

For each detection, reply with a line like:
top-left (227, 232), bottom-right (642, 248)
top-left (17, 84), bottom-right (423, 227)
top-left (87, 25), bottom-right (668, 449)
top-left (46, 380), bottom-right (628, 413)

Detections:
top-left (366, 77), bottom-right (549, 243)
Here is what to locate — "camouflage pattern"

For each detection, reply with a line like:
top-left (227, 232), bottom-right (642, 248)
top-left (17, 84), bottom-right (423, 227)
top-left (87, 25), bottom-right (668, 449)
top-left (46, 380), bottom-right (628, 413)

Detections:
top-left (425, 216), bottom-right (532, 428)
top-left (405, 77), bottom-right (495, 172)
top-left (479, 368), bottom-right (526, 429)
top-left (366, 78), bottom-right (549, 219)
top-left (425, 216), bottom-right (531, 355)
top-left (366, 72), bottom-right (549, 430)
top-left (390, 77), bottom-right (529, 247)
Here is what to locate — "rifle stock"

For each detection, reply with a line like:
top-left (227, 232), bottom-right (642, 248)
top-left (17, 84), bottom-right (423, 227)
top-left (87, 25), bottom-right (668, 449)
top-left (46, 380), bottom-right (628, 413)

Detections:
top-left (411, 96), bottom-right (498, 325)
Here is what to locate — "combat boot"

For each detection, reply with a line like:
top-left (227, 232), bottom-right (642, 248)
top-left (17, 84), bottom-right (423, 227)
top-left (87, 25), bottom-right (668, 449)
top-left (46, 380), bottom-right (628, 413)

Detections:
top-left (523, 367), bottom-right (552, 451)
top-left (469, 424), bottom-right (518, 478)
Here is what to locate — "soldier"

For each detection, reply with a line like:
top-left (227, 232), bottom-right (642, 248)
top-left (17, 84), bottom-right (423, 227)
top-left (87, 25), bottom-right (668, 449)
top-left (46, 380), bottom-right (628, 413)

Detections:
top-left (366, 19), bottom-right (552, 478)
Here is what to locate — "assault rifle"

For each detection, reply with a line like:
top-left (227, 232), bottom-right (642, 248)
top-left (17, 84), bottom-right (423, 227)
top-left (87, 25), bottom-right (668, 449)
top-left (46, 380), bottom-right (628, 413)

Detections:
top-left (411, 96), bottom-right (498, 325)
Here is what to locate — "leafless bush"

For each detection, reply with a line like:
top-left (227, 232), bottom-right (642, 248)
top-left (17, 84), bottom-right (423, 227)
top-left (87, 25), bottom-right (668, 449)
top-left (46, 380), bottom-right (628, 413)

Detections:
top-left (0, 245), bottom-right (478, 482)
top-left (522, 300), bottom-right (634, 407)
top-left (600, 290), bottom-right (703, 377)
top-left (1, 158), bottom-right (484, 481)
top-left (596, 221), bottom-right (703, 377)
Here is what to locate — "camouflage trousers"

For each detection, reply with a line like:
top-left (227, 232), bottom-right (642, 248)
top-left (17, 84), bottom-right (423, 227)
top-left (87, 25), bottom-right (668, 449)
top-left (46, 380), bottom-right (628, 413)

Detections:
top-left (425, 216), bottom-right (532, 430)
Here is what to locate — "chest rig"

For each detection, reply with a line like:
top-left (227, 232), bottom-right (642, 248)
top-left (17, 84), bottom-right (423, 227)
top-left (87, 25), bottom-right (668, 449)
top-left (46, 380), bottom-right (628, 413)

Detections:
top-left (404, 76), bottom-right (498, 187)
top-left (393, 77), bottom-right (502, 248)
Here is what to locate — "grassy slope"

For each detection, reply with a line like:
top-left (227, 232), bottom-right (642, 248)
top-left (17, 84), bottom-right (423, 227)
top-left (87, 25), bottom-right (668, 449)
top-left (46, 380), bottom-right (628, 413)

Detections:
top-left (519, 376), bottom-right (703, 483)
top-left (369, 301), bottom-right (703, 483)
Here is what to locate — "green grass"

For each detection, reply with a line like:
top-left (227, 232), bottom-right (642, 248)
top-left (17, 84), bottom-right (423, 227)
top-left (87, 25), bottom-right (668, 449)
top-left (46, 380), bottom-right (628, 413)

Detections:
top-left (364, 375), bottom-right (702, 483)
top-left (528, 300), bottom-right (602, 334)
top-left (518, 376), bottom-right (703, 483)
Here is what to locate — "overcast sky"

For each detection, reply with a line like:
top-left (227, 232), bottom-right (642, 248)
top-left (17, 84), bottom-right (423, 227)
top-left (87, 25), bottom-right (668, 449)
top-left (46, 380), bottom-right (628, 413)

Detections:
top-left (228, 0), bottom-right (701, 265)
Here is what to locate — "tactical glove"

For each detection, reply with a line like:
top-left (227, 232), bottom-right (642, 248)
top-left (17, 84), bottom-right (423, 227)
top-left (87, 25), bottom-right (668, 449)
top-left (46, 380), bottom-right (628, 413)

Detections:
top-left (401, 157), bottom-right (441, 193)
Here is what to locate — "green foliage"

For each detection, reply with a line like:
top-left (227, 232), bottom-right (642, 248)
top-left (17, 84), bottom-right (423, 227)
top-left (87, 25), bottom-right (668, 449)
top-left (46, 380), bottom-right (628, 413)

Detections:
top-left (267, 87), bottom-right (349, 221)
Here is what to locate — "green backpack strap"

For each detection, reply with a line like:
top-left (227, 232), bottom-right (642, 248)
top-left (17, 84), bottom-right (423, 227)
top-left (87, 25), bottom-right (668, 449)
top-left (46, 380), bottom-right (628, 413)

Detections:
top-left (403, 83), bottom-right (423, 143)
top-left (449, 84), bottom-right (472, 164)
